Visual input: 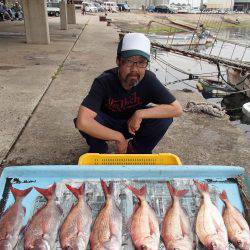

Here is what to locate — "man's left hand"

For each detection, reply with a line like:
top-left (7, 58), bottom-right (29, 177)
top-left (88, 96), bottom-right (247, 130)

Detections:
top-left (127, 111), bottom-right (142, 135)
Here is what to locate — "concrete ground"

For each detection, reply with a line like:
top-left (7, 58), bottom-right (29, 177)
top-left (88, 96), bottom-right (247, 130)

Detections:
top-left (0, 12), bottom-right (249, 174)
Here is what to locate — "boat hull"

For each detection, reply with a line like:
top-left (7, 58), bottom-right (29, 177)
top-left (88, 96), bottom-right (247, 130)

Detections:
top-left (227, 68), bottom-right (250, 98)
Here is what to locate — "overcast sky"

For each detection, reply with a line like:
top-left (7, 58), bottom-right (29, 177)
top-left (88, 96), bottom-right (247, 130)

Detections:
top-left (169, 0), bottom-right (202, 7)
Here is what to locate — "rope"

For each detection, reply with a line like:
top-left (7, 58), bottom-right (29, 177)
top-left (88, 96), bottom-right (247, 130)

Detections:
top-left (166, 78), bottom-right (195, 85)
top-left (225, 107), bottom-right (242, 111)
top-left (151, 56), bottom-right (197, 89)
top-left (151, 51), bottom-right (250, 95)
top-left (155, 56), bottom-right (191, 75)
top-left (154, 54), bottom-right (226, 80)
top-left (184, 101), bottom-right (228, 118)
top-left (164, 73), bottom-right (197, 89)
top-left (155, 55), bottom-right (250, 93)
top-left (228, 88), bottom-right (250, 95)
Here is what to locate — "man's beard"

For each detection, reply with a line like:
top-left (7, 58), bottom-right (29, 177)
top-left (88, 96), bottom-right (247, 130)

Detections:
top-left (124, 73), bottom-right (140, 89)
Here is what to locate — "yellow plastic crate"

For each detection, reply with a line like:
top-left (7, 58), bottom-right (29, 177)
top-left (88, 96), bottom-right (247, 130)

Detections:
top-left (78, 153), bottom-right (182, 166)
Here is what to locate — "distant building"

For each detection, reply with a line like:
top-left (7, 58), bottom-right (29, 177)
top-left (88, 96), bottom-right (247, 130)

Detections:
top-left (234, 0), bottom-right (250, 12)
top-left (205, 0), bottom-right (234, 10)
top-left (123, 0), bottom-right (143, 9)
top-left (154, 0), bottom-right (169, 6)
top-left (170, 2), bottom-right (191, 11)
top-left (141, 0), bottom-right (169, 8)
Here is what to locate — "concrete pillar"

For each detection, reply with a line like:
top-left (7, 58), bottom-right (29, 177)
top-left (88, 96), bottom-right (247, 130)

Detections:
top-left (60, 0), bottom-right (68, 30)
top-left (23, 0), bottom-right (50, 44)
top-left (67, 3), bottom-right (76, 24)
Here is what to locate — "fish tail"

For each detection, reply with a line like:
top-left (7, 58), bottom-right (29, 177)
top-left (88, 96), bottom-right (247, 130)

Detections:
top-left (127, 184), bottom-right (146, 200)
top-left (219, 190), bottom-right (228, 202)
top-left (34, 183), bottom-right (56, 200)
top-left (100, 179), bottom-right (113, 196)
top-left (194, 180), bottom-right (209, 193)
top-left (10, 186), bottom-right (32, 200)
top-left (66, 183), bottom-right (85, 199)
top-left (166, 181), bottom-right (188, 198)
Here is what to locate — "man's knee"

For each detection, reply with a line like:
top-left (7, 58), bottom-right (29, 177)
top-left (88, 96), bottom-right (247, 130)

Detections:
top-left (141, 117), bottom-right (173, 134)
top-left (158, 118), bottom-right (173, 132)
top-left (73, 117), bottom-right (108, 153)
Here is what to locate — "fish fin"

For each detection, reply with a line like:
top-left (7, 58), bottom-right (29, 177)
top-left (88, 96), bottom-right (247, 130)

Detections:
top-left (132, 203), bottom-right (140, 215)
top-left (34, 183), bottom-right (56, 200)
top-left (211, 216), bottom-right (224, 234)
top-left (77, 219), bottom-right (83, 236)
top-left (219, 190), bottom-right (228, 202)
top-left (166, 182), bottom-right (188, 198)
top-left (127, 203), bottom-right (139, 233)
top-left (100, 180), bottom-right (113, 196)
top-left (222, 205), bottom-right (226, 215)
top-left (180, 217), bottom-right (190, 236)
top-left (66, 183), bottom-right (85, 199)
top-left (149, 217), bottom-right (158, 236)
top-left (127, 185), bottom-right (146, 200)
top-left (10, 186), bottom-right (32, 199)
top-left (24, 203), bottom-right (47, 235)
top-left (224, 205), bottom-right (248, 230)
top-left (194, 181), bottom-right (209, 193)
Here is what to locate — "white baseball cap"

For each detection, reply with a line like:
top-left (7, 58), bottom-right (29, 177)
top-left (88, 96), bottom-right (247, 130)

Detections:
top-left (117, 33), bottom-right (151, 61)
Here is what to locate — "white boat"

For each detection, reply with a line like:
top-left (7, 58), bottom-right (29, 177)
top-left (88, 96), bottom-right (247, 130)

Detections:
top-left (242, 102), bottom-right (250, 119)
top-left (147, 34), bottom-right (214, 46)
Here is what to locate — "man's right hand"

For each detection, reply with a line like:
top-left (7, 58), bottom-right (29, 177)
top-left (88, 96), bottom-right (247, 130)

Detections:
top-left (115, 134), bottom-right (128, 154)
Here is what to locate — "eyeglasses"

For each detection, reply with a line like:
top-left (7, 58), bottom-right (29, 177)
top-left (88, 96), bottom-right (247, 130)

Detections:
top-left (122, 59), bottom-right (148, 68)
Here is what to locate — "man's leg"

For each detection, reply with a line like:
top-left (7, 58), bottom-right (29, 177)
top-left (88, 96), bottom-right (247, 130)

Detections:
top-left (131, 118), bottom-right (173, 154)
top-left (74, 117), bottom-right (108, 153)
top-left (74, 114), bottom-right (130, 153)
top-left (78, 130), bottom-right (108, 153)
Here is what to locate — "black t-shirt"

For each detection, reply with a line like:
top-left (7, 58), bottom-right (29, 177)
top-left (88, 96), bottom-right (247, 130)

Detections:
top-left (82, 67), bottom-right (176, 119)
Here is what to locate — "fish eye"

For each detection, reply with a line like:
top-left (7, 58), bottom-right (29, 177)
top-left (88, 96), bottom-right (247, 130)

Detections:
top-left (211, 242), bottom-right (217, 248)
top-left (65, 246), bottom-right (73, 250)
top-left (237, 240), bottom-right (242, 246)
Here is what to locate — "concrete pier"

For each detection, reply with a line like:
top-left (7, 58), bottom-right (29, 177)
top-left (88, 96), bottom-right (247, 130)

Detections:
top-left (60, 0), bottom-right (68, 30)
top-left (23, 0), bottom-right (50, 44)
top-left (67, 4), bottom-right (76, 24)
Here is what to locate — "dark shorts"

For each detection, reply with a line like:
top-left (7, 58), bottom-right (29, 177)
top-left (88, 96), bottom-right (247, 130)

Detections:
top-left (75, 112), bottom-right (173, 154)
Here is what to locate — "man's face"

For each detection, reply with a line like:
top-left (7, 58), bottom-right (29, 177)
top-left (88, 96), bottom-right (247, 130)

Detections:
top-left (117, 55), bottom-right (148, 90)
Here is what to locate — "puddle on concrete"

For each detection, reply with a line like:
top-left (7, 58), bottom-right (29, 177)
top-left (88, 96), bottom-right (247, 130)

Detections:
top-left (0, 32), bottom-right (25, 37)
top-left (0, 65), bottom-right (24, 70)
top-left (149, 26), bottom-right (250, 138)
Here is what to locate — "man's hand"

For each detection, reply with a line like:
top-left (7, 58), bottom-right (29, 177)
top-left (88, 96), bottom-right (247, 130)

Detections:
top-left (127, 111), bottom-right (142, 135)
top-left (115, 134), bottom-right (128, 154)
